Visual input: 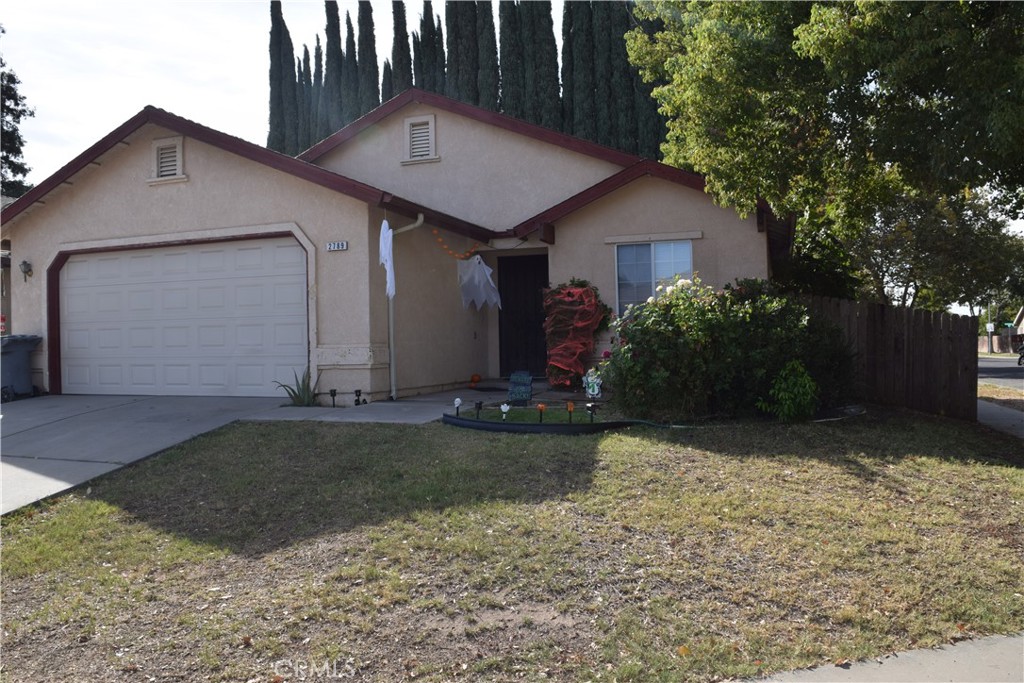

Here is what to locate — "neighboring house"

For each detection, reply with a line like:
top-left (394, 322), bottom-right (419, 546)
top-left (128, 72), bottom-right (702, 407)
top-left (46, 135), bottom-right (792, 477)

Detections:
top-left (0, 89), bottom-right (789, 402)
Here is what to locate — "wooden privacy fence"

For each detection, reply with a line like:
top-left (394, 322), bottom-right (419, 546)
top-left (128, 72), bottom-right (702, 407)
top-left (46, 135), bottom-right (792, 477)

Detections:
top-left (798, 296), bottom-right (978, 421)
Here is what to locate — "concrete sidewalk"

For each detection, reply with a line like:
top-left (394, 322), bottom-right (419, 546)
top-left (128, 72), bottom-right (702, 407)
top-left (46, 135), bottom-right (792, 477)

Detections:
top-left (977, 399), bottom-right (1024, 439)
top-left (762, 632), bottom-right (1023, 682)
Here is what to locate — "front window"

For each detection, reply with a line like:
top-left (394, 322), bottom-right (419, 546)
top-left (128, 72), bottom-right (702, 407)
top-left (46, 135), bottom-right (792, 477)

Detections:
top-left (616, 240), bottom-right (692, 314)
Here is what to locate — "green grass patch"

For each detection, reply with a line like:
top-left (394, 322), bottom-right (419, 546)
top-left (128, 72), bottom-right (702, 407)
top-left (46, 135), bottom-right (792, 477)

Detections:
top-left (2, 411), bottom-right (1023, 682)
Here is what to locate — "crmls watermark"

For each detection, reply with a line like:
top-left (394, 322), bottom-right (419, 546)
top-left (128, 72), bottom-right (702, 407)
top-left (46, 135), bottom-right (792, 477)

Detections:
top-left (272, 657), bottom-right (357, 680)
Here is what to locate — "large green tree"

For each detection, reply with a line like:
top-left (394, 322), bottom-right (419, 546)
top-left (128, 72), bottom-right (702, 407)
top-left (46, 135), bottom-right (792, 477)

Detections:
top-left (627, 1), bottom-right (1024, 304)
top-left (1, 26), bottom-right (34, 197)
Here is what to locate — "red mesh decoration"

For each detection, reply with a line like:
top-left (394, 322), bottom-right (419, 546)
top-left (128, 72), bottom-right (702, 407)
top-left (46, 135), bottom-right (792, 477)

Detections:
top-left (543, 286), bottom-right (607, 388)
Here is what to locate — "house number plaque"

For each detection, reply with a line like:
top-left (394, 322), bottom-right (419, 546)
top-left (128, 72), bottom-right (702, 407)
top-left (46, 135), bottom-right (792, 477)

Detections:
top-left (326, 241), bottom-right (349, 252)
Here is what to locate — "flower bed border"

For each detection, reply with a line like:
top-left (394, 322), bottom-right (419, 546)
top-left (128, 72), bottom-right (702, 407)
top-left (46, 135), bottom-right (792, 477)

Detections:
top-left (441, 413), bottom-right (635, 435)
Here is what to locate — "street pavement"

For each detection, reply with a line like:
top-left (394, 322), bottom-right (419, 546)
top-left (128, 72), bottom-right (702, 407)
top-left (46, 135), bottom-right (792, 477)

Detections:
top-left (978, 354), bottom-right (1023, 390)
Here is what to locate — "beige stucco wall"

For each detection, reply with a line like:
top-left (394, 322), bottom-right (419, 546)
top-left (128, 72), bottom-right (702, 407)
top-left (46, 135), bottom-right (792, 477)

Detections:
top-left (314, 103), bottom-right (623, 231)
top-left (1, 123), bottom-right (382, 401)
top-left (365, 207), bottom-right (492, 398)
top-left (549, 176), bottom-right (767, 302)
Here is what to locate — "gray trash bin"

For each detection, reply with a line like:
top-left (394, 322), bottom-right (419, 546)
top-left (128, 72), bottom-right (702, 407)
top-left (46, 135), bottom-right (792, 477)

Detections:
top-left (1, 335), bottom-right (42, 401)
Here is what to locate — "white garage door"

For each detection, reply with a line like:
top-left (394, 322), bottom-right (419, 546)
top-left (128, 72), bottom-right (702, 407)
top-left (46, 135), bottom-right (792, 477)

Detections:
top-left (60, 237), bottom-right (308, 396)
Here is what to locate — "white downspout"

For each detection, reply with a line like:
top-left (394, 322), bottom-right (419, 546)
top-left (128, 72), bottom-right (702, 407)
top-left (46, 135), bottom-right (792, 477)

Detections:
top-left (387, 213), bottom-right (424, 400)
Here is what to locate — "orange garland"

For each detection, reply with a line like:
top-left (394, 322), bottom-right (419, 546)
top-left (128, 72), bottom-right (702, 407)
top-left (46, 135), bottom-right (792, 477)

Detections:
top-left (432, 228), bottom-right (483, 260)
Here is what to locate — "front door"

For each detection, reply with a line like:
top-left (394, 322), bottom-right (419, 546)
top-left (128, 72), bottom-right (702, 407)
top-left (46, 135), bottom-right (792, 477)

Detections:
top-left (498, 255), bottom-right (549, 378)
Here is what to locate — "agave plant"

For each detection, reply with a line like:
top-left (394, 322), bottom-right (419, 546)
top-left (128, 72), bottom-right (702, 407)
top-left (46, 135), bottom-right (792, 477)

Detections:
top-left (275, 367), bottom-right (320, 406)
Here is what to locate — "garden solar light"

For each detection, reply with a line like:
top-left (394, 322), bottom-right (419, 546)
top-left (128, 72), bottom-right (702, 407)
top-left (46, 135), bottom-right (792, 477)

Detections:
top-left (500, 403), bottom-right (510, 421)
top-left (454, 397), bottom-right (462, 416)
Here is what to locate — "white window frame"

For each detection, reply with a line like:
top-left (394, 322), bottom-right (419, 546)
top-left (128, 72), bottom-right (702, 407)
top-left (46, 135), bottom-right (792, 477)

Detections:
top-left (148, 136), bottom-right (187, 185)
top-left (611, 236), bottom-right (697, 314)
top-left (401, 114), bottom-right (439, 164)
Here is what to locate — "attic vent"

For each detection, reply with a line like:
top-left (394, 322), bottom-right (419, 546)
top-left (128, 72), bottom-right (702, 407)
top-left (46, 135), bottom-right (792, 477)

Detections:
top-left (155, 144), bottom-right (179, 177)
top-left (148, 136), bottom-right (187, 185)
top-left (402, 115), bottom-right (438, 165)
top-left (409, 122), bottom-right (431, 158)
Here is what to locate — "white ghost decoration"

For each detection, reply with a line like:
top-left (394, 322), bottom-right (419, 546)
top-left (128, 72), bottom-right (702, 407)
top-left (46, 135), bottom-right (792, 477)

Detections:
top-left (456, 254), bottom-right (501, 310)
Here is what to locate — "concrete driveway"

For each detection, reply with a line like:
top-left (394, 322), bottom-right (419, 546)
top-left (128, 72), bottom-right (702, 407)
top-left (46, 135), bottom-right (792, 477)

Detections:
top-left (1, 395), bottom-right (281, 515)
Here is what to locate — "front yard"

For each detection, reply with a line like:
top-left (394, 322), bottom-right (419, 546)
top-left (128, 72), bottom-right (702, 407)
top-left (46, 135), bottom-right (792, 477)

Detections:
top-left (2, 409), bottom-right (1023, 682)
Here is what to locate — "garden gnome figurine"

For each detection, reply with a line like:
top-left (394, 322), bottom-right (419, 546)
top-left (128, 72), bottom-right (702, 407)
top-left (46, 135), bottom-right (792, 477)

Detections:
top-left (583, 368), bottom-right (602, 399)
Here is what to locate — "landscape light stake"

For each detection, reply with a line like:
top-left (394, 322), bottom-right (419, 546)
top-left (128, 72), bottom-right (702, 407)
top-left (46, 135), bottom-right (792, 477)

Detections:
top-left (567, 401), bottom-right (574, 423)
top-left (537, 403), bottom-right (546, 423)
top-left (474, 401), bottom-right (483, 419)
top-left (329, 389), bottom-right (337, 407)
top-left (454, 398), bottom-right (462, 417)
top-left (500, 403), bottom-right (510, 421)
top-left (586, 403), bottom-right (597, 423)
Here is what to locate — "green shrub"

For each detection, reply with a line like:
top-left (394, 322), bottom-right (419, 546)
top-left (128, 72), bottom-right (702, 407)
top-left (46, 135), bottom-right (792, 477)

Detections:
top-left (757, 360), bottom-right (819, 422)
top-left (600, 277), bottom-right (851, 421)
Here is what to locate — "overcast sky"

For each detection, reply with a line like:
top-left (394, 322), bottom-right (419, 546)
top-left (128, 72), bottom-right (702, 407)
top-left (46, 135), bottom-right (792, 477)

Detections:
top-left (2, 1), bottom-right (409, 186)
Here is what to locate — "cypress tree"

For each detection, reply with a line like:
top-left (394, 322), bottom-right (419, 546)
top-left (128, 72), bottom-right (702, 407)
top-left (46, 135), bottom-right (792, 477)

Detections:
top-left (633, 13), bottom-right (665, 158)
top-left (342, 12), bottom-right (360, 124)
top-left (280, 11), bottom-right (300, 155)
top-left (298, 48), bottom-right (313, 151)
top-left (419, 2), bottom-right (439, 93)
top-left (312, 35), bottom-right (325, 142)
top-left (571, 1), bottom-right (596, 142)
top-left (412, 31), bottom-right (425, 88)
top-left (592, 1), bottom-right (613, 146)
top-left (560, 0), bottom-right (575, 135)
top-left (498, 0), bottom-right (524, 118)
top-left (357, 0), bottom-right (380, 114)
top-left (519, 2), bottom-right (536, 123)
top-left (322, 1), bottom-right (344, 136)
top-left (531, 1), bottom-right (560, 130)
top-left (433, 15), bottom-right (446, 94)
top-left (609, 1), bottom-right (637, 153)
top-left (391, 1), bottom-right (413, 94)
top-left (381, 59), bottom-right (394, 102)
top-left (444, 1), bottom-right (461, 100)
top-left (458, 0), bottom-right (479, 105)
top-left (268, 0), bottom-right (286, 152)
top-left (476, 0), bottom-right (499, 110)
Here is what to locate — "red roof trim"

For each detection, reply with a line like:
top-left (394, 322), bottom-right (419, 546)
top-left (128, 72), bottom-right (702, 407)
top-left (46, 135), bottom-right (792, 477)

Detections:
top-left (299, 88), bottom-right (644, 168)
top-left (510, 160), bottom-right (708, 237)
top-left (381, 194), bottom-right (496, 243)
top-left (1, 106), bottom-right (387, 225)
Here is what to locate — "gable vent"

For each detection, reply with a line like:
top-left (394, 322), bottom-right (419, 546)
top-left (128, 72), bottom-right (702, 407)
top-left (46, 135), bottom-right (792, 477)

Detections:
top-left (409, 121), bottom-right (432, 159)
top-left (155, 144), bottom-right (179, 178)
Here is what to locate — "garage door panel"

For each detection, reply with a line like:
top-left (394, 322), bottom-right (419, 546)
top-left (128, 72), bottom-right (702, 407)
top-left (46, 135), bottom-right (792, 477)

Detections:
top-left (60, 238), bottom-right (308, 396)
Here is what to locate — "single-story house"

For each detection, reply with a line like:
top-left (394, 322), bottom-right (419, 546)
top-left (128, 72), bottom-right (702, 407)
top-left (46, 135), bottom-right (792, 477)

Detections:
top-left (0, 89), bottom-right (791, 403)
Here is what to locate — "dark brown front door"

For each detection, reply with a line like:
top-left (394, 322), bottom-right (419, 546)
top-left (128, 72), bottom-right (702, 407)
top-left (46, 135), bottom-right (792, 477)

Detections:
top-left (498, 255), bottom-right (549, 377)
